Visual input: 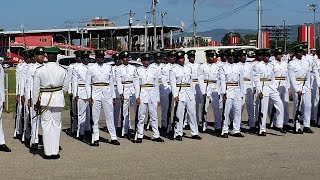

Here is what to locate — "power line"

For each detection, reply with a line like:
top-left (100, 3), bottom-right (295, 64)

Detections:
top-left (270, 0), bottom-right (319, 14)
top-left (197, 0), bottom-right (257, 23)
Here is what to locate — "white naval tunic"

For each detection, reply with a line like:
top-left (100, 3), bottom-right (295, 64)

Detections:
top-left (185, 62), bottom-right (201, 123)
top-left (73, 63), bottom-right (91, 137)
top-left (87, 63), bottom-right (117, 142)
top-left (253, 61), bottom-right (284, 133)
top-left (33, 62), bottom-right (68, 156)
top-left (116, 64), bottom-right (137, 135)
top-left (26, 63), bottom-right (43, 145)
top-left (134, 65), bottom-right (160, 139)
top-left (220, 63), bottom-right (244, 134)
top-left (239, 62), bottom-right (256, 128)
top-left (170, 64), bottom-right (199, 137)
top-left (288, 58), bottom-right (319, 129)
top-left (198, 62), bottom-right (222, 130)
top-left (271, 60), bottom-right (290, 126)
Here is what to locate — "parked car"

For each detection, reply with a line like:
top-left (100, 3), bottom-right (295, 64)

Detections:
top-left (57, 55), bottom-right (142, 68)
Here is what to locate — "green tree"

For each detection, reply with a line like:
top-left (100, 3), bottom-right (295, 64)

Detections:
top-left (243, 34), bottom-right (257, 45)
top-left (221, 32), bottom-right (243, 45)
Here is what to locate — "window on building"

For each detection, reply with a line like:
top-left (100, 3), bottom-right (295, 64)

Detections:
top-left (39, 38), bottom-right (47, 42)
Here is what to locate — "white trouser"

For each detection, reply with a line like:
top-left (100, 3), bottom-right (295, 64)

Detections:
top-left (242, 88), bottom-right (255, 128)
top-left (122, 95), bottom-right (136, 135)
top-left (77, 99), bottom-right (89, 137)
top-left (0, 104), bottom-right (6, 145)
top-left (259, 89), bottom-right (284, 133)
top-left (17, 100), bottom-right (24, 135)
top-left (30, 103), bottom-right (40, 144)
top-left (114, 98), bottom-right (121, 128)
top-left (137, 99), bottom-right (160, 139)
top-left (204, 91), bottom-right (221, 129)
top-left (311, 87), bottom-right (320, 123)
top-left (160, 87), bottom-right (171, 127)
top-left (175, 98), bottom-right (199, 137)
top-left (185, 83), bottom-right (201, 125)
top-left (293, 91), bottom-right (311, 129)
top-left (273, 86), bottom-right (289, 125)
top-left (222, 97), bottom-right (242, 134)
top-left (91, 98), bottom-right (117, 143)
top-left (23, 101), bottom-right (31, 140)
top-left (41, 107), bottom-right (63, 156)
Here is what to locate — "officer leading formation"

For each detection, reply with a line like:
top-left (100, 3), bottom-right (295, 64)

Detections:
top-left (6, 41), bottom-right (320, 159)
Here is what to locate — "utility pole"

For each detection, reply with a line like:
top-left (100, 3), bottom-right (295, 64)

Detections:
top-left (65, 21), bottom-right (73, 55)
top-left (160, 11), bottom-right (167, 49)
top-left (152, 0), bottom-right (159, 50)
top-left (144, 12), bottom-right (150, 52)
top-left (193, 0), bottom-right (197, 47)
top-left (257, 0), bottom-right (262, 49)
top-left (126, 10), bottom-right (135, 51)
top-left (307, 4), bottom-right (318, 48)
top-left (283, 20), bottom-right (287, 52)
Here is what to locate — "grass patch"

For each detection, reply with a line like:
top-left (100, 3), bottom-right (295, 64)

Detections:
top-left (4, 68), bottom-right (70, 112)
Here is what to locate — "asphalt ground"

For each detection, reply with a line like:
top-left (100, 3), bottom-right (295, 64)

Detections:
top-left (0, 103), bottom-right (320, 180)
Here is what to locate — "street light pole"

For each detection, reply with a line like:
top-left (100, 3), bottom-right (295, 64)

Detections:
top-left (160, 11), bottom-right (167, 49)
top-left (257, 0), bottom-right (262, 49)
top-left (283, 20), bottom-right (287, 52)
top-left (308, 3), bottom-right (318, 48)
top-left (193, 0), bottom-right (197, 47)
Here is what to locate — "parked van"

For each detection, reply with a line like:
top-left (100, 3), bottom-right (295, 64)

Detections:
top-left (177, 46), bottom-right (258, 63)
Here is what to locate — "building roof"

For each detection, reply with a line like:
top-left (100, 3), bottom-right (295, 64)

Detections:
top-left (0, 25), bottom-right (182, 38)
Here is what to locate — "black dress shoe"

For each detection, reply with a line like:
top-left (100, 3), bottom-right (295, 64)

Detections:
top-left (0, 144), bottom-right (11, 152)
top-left (221, 133), bottom-right (228, 138)
top-left (258, 132), bottom-right (267, 136)
top-left (175, 135), bottom-right (183, 141)
top-left (90, 141), bottom-right (99, 146)
top-left (303, 127), bottom-right (314, 134)
top-left (274, 127), bottom-right (287, 134)
top-left (43, 155), bottom-right (52, 159)
top-left (233, 133), bottom-right (244, 137)
top-left (30, 143), bottom-right (39, 150)
top-left (51, 154), bottom-right (60, 159)
top-left (294, 129), bottom-right (303, 134)
top-left (153, 137), bottom-right (165, 142)
top-left (110, 140), bottom-right (120, 145)
top-left (191, 135), bottom-right (202, 140)
top-left (134, 138), bottom-right (142, 143)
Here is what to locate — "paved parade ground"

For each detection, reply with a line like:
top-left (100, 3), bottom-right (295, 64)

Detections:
top-left (0, 107), bottom-right (320, 180)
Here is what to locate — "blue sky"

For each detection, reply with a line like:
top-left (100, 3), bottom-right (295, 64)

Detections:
top-left (0, 0), bottom-right (319, 32)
